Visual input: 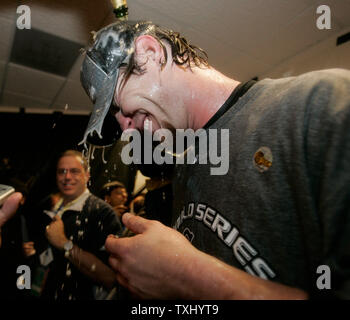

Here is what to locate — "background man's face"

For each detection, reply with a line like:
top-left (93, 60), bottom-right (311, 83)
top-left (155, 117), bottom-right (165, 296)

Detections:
top-left (105, 187), bottom-right (128, 207)
top-left (56, 155), bottom-right (89, 202)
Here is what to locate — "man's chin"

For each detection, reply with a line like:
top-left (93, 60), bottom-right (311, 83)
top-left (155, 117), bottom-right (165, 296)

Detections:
top-left (60, 189), bottom-right (76, 198)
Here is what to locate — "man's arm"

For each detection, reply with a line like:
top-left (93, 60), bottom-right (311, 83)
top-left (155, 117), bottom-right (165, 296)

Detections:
top-left (46, 215), bottom-right (116, 290)
top-left (0, 192), bottom-right (22, 248)
top-left (105, 213), bottom-right (307, 299)
top-left (65, 244), bottom-right (116, 290)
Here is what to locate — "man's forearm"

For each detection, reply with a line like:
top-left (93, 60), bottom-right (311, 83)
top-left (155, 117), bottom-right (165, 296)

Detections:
top-left (67, 245), bottom-right (116, 290)
top-left (179, 249), bottom-right (308, 300)
top-left (106, 215), bottom-right (308, 300)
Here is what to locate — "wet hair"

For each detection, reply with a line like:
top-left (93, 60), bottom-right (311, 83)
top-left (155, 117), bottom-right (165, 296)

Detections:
top-left (57, 150), bottom-right (89, 172)
top-left (155, 26), bottom-right (209, 68)
top-left (121, 24), bottom-right (209, 85)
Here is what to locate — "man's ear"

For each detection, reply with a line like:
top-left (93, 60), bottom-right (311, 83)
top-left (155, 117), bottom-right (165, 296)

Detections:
top-left (84, 170), bottom-right (90, 185)
top-left (134, 35), bottom-right (164, 67)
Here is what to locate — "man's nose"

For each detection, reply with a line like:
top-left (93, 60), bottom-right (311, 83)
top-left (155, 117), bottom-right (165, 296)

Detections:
top-left (64, 170), bottom-right (73, 179)
top-left (115, 112), bottom-right (135, 130)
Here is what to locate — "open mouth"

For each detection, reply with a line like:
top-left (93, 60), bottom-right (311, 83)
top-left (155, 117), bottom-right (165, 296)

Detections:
top-left (141, 115), bottom-right (162, 132)
top-left (62, 183), bottom-right (75, 189)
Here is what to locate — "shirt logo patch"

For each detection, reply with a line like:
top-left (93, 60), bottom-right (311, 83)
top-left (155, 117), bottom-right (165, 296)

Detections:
top-left (183, 228), bottom-right (195, 242)
top-left (253, 147), bottom-right (273, 172)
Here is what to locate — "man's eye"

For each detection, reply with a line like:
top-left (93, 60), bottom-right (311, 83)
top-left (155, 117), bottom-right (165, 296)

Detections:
top-left (110, 103), bottom-right (120, 116)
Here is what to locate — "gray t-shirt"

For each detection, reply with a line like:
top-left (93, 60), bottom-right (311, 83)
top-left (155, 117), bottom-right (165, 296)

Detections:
top-left (172, 68), bottom-right (350, 298)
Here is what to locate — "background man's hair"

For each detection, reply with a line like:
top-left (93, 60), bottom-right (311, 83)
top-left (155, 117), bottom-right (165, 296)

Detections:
top-left (100, 180), bottom-right (126, 198)
top-left (57, 150), bottom-right (89, 172)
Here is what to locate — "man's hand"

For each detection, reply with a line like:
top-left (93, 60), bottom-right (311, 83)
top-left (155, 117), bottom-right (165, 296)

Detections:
top-left (23, 241), bottom-right (36, 257)
top-left (0, 192), bottom-right (22, 227)
top-left (113, 204), bottom-right (128, 216)
top-left (45, 215), bottom-right (69, 250)
top-left (45, 216), bottom-right (116, 290)
top-left (105, 213), bottom-right (309, 300)
top-left (105, 213), bottom-right (201, 299)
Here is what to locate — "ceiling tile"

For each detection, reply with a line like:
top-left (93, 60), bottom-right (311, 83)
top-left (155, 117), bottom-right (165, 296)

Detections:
top-left (301, 0), bottom-right (350, 28)
top-left (182, 26), bottom-right (270, 81)
top-left (0, 61), bottom-right (5, 91)
top-left (4, 63), bottom-right (65, 101)
top-left (10, 28), bottom-right (82, 77)
top-left (0, 17), bottom-right (16, 61)
top-left (223, 53), bottom-right (271, 82)
top-left (126, 0), bottom-right (312, 56)
top-left (251, 6), bottom-right (342, 66)
top-left (331, 40), bottom-right (350, 68)
top-left (0, 1), bottom-right (17, 22)
top-left (2, 90), bottom-right (50, 109)
top-left (262, 29), bottom-right (350, 79)
top-left (67, 54), bottom-right (85, 81)
top-left (27, 0), bottom-right (111, 43)
top-left (53, 80), bottom-right (93, 111)
top-left (331, 1), bottom-right (350, 28)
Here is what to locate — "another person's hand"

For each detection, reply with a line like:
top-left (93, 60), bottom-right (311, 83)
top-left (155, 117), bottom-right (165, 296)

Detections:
top-left (105, 213), bottom-right (202, 299)
top-left (45, 215), bottom-right (69, 250)
top-left (23, 241), bottom-right (36, 257)
top-left (113, 204), bottom-right (128, 216)
top-left (0, 192), bottom-right (23, 228)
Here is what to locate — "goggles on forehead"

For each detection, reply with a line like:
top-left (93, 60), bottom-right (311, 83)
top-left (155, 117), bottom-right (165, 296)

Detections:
top-left (80, 20), bottom-right (155, 147)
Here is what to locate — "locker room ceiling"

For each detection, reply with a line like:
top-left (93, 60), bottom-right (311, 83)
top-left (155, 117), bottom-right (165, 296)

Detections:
top-left (0, 0), bottom-right (349, 115)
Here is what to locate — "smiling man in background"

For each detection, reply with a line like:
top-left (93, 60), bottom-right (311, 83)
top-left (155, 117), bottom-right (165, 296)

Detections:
top-left (30, 150), bottom-right (122, 300)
